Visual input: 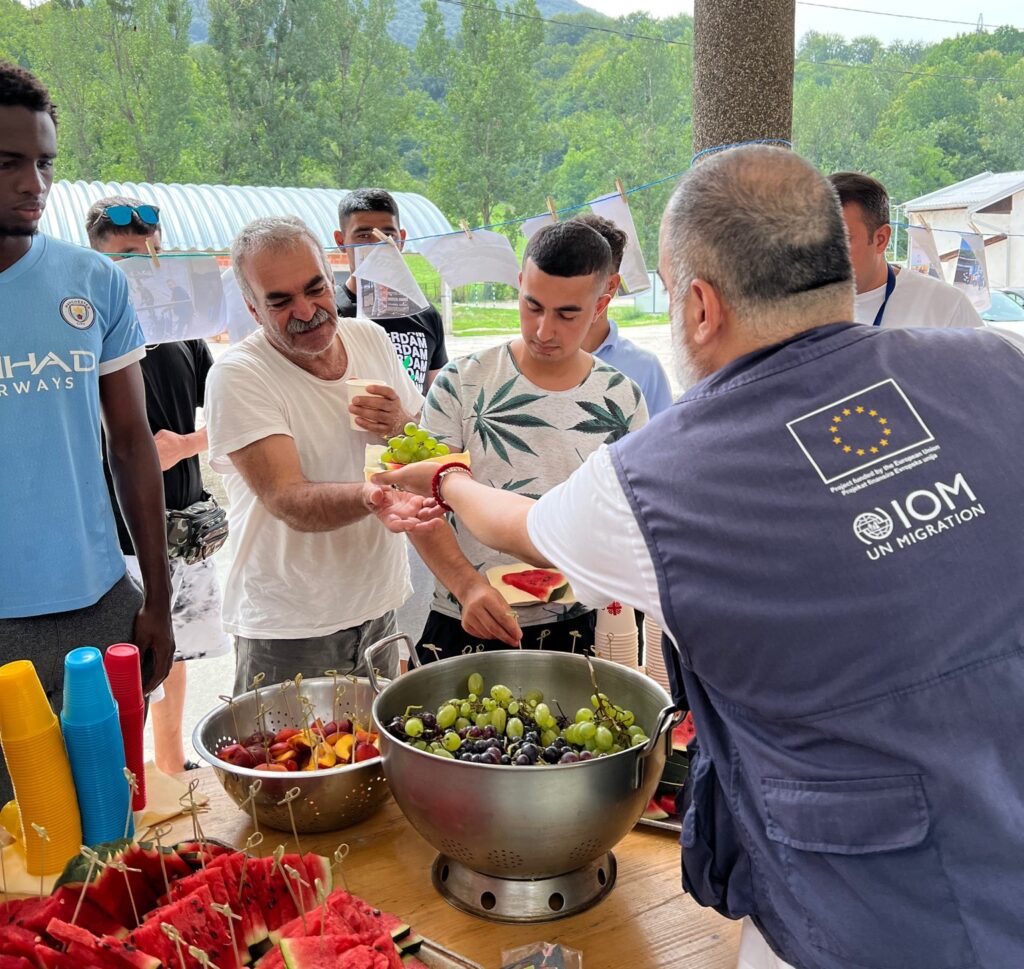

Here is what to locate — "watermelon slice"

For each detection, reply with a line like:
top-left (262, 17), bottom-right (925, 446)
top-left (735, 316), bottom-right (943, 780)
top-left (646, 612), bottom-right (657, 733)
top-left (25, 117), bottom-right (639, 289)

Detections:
top-left (206, 851), bottom-right (270, 948)
top-left (642, 798), bottom-right (669, 821)
top-left (162, 865), bottom-right (247, 965)
top-left (0, 956), bottom-right (34, 969)
top-left (280, 932), bottom-right (403, 969)
top-left (126, 884), bottom-right (242, 969)
top-left (500, 569), bottom-right (567, 602)
top-left (672, 711), bottom-right (695, 749)
top-left (46, 919), bottom-right (159, 969)
top-left (125, 842), bottom-right (194, 895)
top-left (34, 948), bottom-right (81, 969)
top-left (0, 925), bottom-right (41, 962)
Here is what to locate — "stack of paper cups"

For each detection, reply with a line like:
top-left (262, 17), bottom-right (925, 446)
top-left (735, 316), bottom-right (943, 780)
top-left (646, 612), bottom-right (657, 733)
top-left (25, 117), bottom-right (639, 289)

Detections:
top-left (104, 644), bottom-right (146, 811)
top-left (345, 378), bottom-right (389, 431)
top-left (643, 618), bottom-right (671, 692)
top-left (61, 647), bottom-right (131, 845)
top-left (594, 603), bottom-right (640, 670)
top-left (0, 660), bottom-right (82, 874)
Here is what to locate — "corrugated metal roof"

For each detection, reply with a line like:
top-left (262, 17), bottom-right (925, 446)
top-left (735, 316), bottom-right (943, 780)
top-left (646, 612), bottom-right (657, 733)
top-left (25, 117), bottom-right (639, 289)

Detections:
top-left (39, 180), bottom-right (453, 253)
top-left (904, 171), bottom-right (1024, 213)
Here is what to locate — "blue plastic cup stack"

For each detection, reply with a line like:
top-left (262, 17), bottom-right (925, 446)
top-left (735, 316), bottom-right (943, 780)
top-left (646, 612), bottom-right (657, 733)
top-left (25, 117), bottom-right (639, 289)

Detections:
top-left (61, 646), bottom-right (132, 845)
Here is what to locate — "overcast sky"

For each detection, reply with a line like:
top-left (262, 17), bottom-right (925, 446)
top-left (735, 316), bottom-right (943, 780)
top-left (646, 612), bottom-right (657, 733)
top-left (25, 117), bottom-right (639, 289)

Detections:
top-left (585, 1), bottom-right (1023, 45)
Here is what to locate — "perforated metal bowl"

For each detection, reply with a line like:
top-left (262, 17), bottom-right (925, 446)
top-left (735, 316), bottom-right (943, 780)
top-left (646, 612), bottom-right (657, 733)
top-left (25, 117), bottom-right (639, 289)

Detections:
top-left (193, 677), bottom-right (389, 833)
top-left (368, 636), bottom-right (679, 879)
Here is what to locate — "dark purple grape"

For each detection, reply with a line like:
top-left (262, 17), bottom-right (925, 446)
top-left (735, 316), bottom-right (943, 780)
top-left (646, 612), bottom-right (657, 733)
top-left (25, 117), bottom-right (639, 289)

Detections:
top-left (514, 754), bottom-right (531, 766)
top-left (543, 746), bottom-right (561, 763)
top-left (500, 755), bottom-right (511, 765)
top-left (485, 748), bottom-right (502, 764)
top-left (520, 743), bottom-right (538, 760)
top-left (578, 751), bottom-right (594, 761)
top-left (421, 713), bottom-right (437, 730)
top-left (559, 751), bottom-right (580, 764)
top-left (554, 737), bottom-right (567, 749)
top-left (458, 728), bottom-right (469, 739)
top-left (482, 726), bottom-right (497, 739)
top-left (467, 726), bottom-right (483, 739)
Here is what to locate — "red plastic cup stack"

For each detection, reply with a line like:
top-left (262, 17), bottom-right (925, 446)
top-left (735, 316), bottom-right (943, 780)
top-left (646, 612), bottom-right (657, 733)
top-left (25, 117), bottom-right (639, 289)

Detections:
top-left (104, 643), bottom-right (147, 811)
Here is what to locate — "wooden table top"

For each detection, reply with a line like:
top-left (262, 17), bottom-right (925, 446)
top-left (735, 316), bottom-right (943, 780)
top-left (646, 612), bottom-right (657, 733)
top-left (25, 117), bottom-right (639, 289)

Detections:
top-left (166, 769), bottom-right (741, 969)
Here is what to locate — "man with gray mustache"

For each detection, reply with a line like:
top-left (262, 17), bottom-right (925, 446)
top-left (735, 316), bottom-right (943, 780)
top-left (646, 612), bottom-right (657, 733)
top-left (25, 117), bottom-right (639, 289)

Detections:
top-left (204, 216), bottom-right (425, 691)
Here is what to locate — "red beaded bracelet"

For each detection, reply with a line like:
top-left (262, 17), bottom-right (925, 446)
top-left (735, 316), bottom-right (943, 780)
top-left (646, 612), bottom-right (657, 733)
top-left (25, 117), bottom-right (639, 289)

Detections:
top-left (431, 462), bottom-right (474, 512)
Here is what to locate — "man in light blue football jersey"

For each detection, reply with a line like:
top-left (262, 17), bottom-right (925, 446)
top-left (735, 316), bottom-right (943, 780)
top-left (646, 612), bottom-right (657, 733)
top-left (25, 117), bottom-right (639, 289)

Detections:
top-left (0, 63), bottom-right (173, 800)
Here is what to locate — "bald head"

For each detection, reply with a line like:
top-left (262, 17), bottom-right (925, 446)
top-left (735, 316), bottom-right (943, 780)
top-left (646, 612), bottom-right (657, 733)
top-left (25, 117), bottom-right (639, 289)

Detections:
top-left (661, 146), bottom-right (853, 338)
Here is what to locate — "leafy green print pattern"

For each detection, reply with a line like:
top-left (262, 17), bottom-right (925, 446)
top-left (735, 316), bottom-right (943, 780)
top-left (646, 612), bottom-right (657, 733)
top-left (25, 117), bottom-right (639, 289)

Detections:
top-left (498, 477), bottom-right (542, 501)
top-left (470, 376), bottom-right (553, 465)
top-left (425, 368), bottom-right (460, 422)
top-left (570, 395), bottom-right (634, 443)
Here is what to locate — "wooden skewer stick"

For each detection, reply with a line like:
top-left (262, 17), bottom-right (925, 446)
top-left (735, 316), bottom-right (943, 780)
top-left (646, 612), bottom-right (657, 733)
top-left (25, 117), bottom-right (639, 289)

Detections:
top-left (240, 781), bottom-right (263, 859)
top-left (152, 823), bottom-right (174, 896)
top-left (30, 823), bottom-right (49, 898)
top-left (210, 902), bottom-right (241, 962)
top-left (537, 628), bottom-right (551, 651)
top-left (0, 824), bottom-right (13, 897)
top-left (272, 846), bottom-right (307, 935)
top-left (218, 694), bottom-right (242, 745)
top-left (238, 831), bottom-right (264, 894)
top-left (332, 842), bottom-right (351, 893)
top-left (123, 768), bottom-right (138, 840)
top-left (250, 673), bottom-right (266, 734)
top-left (277, 786), bottom-right (303, 856)
top-left (160, 923), bottom-right (188, 969)
top-left (324, 669), bottom-right (339, 728)
top-left (284, 862), bottom-right (310, 935)
top-left (70, 845), bottom-right (100, 926)
top-left (569, 630), bottom-right (582, 655)
top-left (187, 945), bottom-right (220, 969)
top-left (109, 858), bottom-right (143, 927)
top-left (280, 678), bottom-right (296, 728)
top-left (314, 876), bottom-right (328, 941)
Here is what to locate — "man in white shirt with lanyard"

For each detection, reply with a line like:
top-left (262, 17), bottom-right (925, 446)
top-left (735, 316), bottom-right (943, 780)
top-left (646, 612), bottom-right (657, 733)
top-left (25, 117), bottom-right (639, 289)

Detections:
top-left (829, 172), bottom-right (981, 330)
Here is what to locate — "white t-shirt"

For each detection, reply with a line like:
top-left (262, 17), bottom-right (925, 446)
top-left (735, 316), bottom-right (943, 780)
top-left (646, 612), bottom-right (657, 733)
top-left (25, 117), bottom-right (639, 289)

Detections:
top-left (854, 266), bottom-right (982, 329)
top-left (206, 319), bottom-right (424, 639)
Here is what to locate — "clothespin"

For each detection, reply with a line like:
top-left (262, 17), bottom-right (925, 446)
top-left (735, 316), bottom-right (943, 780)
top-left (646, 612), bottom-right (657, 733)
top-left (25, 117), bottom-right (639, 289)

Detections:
top-left (371, 227), bottom-right (400, 251)
top-left (459, 220), bottom-right (473, 240)
top-left (546, 196), bottom-right (558, 222)
top-left (615, 178), bottom-right (628, 203)
top-left (145, 238), bottom-right (160, 268)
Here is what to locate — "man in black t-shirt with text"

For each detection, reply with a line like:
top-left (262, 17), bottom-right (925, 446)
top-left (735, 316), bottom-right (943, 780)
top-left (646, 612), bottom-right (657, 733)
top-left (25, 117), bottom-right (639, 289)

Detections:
top-left (333, 188), bottom-right (448, 394)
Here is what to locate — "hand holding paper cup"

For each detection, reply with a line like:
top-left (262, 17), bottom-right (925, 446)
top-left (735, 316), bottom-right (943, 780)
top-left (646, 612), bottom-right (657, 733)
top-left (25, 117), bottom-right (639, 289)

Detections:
top-left (346, 378), bottom-right (393, 432)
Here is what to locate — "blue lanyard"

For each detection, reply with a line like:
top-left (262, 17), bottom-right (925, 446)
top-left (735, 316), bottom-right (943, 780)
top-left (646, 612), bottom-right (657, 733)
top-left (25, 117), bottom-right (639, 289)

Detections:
top-left (872, 265), bottom-right (897, 328)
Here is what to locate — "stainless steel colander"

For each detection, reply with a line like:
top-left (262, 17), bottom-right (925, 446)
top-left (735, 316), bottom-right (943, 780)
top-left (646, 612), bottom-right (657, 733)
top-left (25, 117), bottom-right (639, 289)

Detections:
top-left (193, 676), bottom-right (389, 833)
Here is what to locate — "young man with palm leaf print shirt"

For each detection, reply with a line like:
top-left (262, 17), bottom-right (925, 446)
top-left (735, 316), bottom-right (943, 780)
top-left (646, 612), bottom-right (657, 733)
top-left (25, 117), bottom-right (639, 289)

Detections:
top-left (411, 221), bottom-right (647, 662)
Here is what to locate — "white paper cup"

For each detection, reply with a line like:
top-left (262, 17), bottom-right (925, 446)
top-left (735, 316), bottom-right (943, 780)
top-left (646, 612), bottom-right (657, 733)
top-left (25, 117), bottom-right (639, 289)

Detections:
top-left (346, 378), bottom-right (389, 431)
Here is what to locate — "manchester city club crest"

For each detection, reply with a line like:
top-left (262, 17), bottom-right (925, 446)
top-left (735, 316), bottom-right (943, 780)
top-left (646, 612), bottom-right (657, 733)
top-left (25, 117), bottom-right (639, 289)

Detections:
top-left (59, 297), bottom-right (95, 330)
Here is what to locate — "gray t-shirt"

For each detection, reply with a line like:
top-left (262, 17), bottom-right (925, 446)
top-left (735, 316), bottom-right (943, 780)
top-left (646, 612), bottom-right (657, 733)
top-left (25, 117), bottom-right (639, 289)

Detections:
top-left (422, 343), bottom-right (648, 625)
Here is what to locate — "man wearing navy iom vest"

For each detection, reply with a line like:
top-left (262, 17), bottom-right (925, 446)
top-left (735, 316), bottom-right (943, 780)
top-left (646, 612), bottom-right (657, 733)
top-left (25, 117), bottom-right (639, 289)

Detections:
top-left (829, 172), bottom-right (982, 330)
top-left (374, 146), bottom-right (1024, 969)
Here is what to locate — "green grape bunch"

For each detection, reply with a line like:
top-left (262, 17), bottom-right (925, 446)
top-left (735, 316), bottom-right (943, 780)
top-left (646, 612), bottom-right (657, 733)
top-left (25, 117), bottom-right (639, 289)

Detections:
top-left (381, 423), bottom-right (450, 466)
top-left (383, 671), bottom-right (650, 766)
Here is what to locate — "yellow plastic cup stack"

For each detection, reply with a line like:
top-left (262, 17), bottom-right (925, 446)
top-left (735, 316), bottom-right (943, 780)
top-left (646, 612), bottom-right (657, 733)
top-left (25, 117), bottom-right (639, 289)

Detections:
top-left (0, 660), bottom-right (82, 874)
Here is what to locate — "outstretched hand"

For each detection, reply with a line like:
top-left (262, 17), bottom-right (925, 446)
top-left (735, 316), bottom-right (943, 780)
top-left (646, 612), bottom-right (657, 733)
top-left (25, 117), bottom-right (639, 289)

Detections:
top-left (365, 483), bottom-right (446, 534)
top-left (371, 461), bottom-right (440, 499)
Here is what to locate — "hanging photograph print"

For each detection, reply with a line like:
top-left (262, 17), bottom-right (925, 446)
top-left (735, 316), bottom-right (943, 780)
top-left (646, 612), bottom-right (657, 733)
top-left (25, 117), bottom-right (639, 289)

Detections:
top-left (119, 255), bottom-right (224, 343)
top-left (952, 233), bottom-right (991, 312)
top-left (906, 225), bottom-right (943, 280)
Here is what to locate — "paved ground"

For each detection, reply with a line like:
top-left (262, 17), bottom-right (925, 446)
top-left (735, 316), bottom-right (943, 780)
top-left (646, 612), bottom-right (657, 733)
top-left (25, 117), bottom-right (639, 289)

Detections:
top-left (153, 322), bottom-right (677, 764)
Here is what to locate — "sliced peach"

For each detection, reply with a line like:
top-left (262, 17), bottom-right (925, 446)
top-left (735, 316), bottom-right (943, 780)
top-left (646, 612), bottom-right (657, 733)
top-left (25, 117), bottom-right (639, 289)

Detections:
top-left (273, 749), bottom-right (297, 764)
top-left (315, 743), bottom-right (337, 769)
top-left (254, 762), bottom-right (288, 773)
top-left (334, 734), bottom-right (355, 763)
top-left (289, 730), bottom-right (315, 751)
top-left (273, 727), bottom-right (302, 743)
top-left (268, 742), bottom-right (293, 758)
top-left (355, 729), bottom-right (378, 745)
top-left (324, 732), bottom-right (344, 746)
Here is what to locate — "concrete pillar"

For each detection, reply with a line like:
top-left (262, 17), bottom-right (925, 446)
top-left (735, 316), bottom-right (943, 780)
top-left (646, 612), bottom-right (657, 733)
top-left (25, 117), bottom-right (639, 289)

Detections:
top-left (692, 0), bottom-right (795, 158)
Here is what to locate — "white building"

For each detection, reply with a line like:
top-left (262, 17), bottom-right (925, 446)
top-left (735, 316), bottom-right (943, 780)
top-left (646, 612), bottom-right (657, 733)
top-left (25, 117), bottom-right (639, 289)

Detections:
top-left (903, 171), bottom-right (1024, 289)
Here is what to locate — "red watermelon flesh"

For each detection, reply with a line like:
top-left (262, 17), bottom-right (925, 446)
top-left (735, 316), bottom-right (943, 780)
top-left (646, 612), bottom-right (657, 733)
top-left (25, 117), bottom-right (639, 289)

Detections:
top-left (0, 956), bottom-right (34, 969)
top-left (163, 866), bottom-right (248, 965)
top-left (280, 933), bottom-right (402, 969)
top-left (34, 948), bottom-right (81, 969)
top-left (254, 950), bottom-right (284, 969)
top-left (206, 851), bottom-right (270, 947)
top-left (0, 924), bottom-right (40, 961)
top-left (126, 884), bottom-right (241, 969)
top-left (77, 853), bottom-right (158, 929)
top-left (123, 843), bottom-right (193, 897)
top-left (243, 856), bottom-right (303, 939)
top-left (47, 919), bottom-right (159, 969)
top-left (47, 885), bottom-right (128, 937)
top-left (500, 569), bottom-right (566, 601)
top-left (0, 897), bottom-right (40, 926)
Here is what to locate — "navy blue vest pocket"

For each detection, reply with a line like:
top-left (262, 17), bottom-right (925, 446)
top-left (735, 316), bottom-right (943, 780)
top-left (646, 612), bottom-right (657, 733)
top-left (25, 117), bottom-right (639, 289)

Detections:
top-left (681, 741), bottom-right (755, 919)
top-left (763, 775), bottom-right (977, 969)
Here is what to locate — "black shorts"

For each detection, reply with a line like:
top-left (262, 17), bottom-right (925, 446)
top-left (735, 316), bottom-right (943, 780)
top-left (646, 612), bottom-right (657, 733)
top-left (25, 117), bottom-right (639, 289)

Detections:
top-left (414, 609), bottom-right (597, 664)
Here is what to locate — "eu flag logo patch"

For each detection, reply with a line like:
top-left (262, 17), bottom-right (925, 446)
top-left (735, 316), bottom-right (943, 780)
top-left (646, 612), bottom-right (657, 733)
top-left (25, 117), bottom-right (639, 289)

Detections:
top-left (787, 379), bottom-right (934, 484)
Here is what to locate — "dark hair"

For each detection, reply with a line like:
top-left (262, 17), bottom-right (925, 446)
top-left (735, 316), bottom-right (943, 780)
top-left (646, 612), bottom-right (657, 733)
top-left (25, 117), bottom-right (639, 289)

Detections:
top-left (338, 188), bottom-right (400, 229)
top-left (0, 61), bottom-right (57, 125)
top-left (569, 213), bottom-right (627, 273)
top-left (523, 221), bottom-right (613, 281)
top-left (85, 195), bottom-right (160, 245)
top-left (828, 172), bottom-right (890, 235)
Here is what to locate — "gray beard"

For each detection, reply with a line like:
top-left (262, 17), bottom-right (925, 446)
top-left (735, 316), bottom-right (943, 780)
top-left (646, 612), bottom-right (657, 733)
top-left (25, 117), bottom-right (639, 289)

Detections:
top-left (669, 304), bottom-right (705, 394)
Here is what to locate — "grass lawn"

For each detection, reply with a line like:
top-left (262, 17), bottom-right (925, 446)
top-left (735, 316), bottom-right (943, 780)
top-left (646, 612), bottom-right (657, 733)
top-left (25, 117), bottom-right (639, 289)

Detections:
top-left (452, 304), bottom-right (668, 335)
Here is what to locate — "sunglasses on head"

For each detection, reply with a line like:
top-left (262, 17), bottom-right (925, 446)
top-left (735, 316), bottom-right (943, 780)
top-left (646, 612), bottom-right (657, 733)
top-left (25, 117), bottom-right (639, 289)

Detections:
top-left (103, 204), bottom-right (160, 227)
